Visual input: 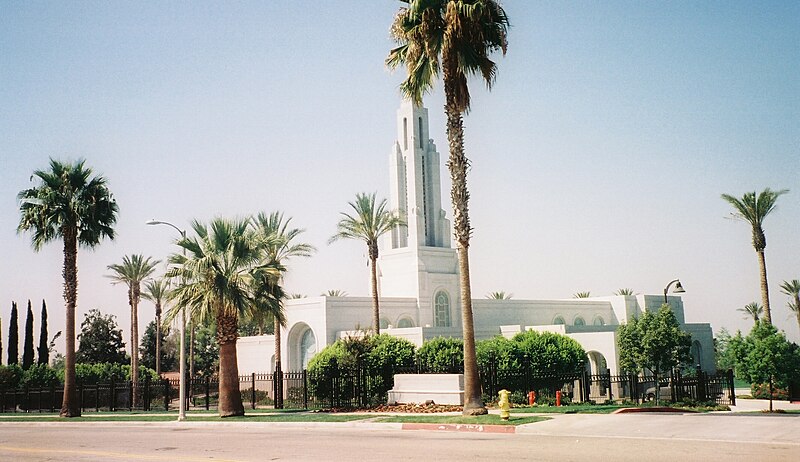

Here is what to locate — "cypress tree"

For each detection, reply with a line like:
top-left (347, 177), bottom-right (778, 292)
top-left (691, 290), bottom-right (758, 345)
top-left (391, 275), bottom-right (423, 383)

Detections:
top-left (38, 299), bottom-right (49, 365)
top-left (8, 301), bottom-right (18, 365)
top-left (22, 300), bottom-right (35, 369)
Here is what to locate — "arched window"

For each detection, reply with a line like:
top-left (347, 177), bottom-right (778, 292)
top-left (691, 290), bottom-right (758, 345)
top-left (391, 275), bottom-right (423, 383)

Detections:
top-left (380, 317), bottom-right (391, 330)
top-left (573, 317), bottom-right (586, 326)
top-left (593, 316), bottom-right (605, 326)
top-left (300, 329), bottom-right (316, 369)
top-left (434, 291), bottom-right (451, 327)
top-left (553, 316), bottom-right (566, 325)
top-left (397, 317), bottom-right (415, 328)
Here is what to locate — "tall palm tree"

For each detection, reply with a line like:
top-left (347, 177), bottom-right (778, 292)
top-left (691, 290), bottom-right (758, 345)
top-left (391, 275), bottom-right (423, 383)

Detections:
top-left (779, 279), bottom-right (800, 333)
top-left (165, 218), bottom-right (269, 417)
top-left (387, 0), bottom-right (509, 416)
top-left (721, 188), bottom-right (789, 324)
top-left (17, 159), bottom-right (118, 417)
top-left (329, 192), bottom-right (403, 334)
top-left (142, 278), bottom-right (170, 375)
top-left (251, 212), bottom-right (315, 377)
top-left (573, 291), bottom-right (591, 299)
top-left (738, 302), bottom-right (763, 324)
top-left (107, 254), bottom-right (159, 404)
top-left (615, 288), bottom-right (635, 296)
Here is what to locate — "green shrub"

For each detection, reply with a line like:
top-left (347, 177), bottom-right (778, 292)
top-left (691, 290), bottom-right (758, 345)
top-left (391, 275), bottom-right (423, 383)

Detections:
top-left (0, 364), bottom-right (24, 389)
top-left (57, 363), bottom-right (159, 385)
top-left (20, 363), bottom-right (59, 388)
top-left (307, 334), bottom-right (415, 406)
top-left (416, 337), bottom-right (463, 373)
top-left (511, 330), bottom-right (587, 375)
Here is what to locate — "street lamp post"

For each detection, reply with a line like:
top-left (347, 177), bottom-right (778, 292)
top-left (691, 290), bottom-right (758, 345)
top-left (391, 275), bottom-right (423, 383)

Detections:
top-left (146, 219), bottom-right (187, 421)
top-left (663, 279), bottom-right (685, 304)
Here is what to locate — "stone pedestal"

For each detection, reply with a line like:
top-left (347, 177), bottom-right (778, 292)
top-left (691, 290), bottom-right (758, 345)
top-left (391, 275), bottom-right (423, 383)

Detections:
top-left (387, 374), bottom-right (465, 405)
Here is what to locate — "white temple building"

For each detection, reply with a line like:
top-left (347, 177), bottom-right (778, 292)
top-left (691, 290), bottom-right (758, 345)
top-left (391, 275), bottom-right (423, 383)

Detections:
top-left (237, 100), bottom-right (716, 376)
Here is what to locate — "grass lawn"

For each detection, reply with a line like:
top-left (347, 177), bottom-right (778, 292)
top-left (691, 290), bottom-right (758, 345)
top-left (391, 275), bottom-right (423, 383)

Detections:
top-left (375, 414), bottom-right (549, 426)
top-left (510, 404), bottom-right (625, 414)
top-left (0, 412), bottom-right (370, 423)
top-left (733, 378), bottom-right (750, 389)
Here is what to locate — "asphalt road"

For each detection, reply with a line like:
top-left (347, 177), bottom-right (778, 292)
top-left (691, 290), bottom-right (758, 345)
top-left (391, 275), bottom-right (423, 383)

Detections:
top-left (1, 413), bottom-right (798, 462)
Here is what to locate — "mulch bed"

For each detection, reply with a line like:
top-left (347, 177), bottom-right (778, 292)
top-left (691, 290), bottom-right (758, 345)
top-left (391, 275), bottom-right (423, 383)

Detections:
top-left (319, 403), bottom-right (465, 413)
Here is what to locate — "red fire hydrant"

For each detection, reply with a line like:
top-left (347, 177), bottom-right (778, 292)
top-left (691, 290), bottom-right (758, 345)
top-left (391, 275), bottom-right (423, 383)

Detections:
top-left (555, 390), bottom-right (562, 407)
top-left (528, 391), bottom-right (536, 405)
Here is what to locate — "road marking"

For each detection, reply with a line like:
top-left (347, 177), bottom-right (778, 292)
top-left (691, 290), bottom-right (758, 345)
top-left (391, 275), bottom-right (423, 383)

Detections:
top-left (0, 445), bottom-right (245, 461)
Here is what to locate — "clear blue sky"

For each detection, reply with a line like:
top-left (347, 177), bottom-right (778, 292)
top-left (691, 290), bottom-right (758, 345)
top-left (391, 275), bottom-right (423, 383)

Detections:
top-left (1, 0), bottom-right (798, 357)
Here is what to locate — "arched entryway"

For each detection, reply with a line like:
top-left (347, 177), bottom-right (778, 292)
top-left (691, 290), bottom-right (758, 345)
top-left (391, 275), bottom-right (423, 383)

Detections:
top-left (287, 322), bottom-right (317, 370)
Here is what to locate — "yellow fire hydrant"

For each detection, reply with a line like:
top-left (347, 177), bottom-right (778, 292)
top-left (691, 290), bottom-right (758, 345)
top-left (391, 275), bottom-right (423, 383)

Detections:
top-left (498, 389), bottom-right (511, 421)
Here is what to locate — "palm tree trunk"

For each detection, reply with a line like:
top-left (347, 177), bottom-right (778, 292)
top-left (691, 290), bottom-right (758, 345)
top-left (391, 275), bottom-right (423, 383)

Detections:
top-left (757, 250), bottom-right (772, 324)
top-left (370, 246), bottom-right (380, 334)
top-left (217, 311), bottom-right (244, 417)
top-left (274, 317), bottom-right (282, 409)
top-left (155, 305), bottom-right (161, 375)
top-left (274, 317), bottom-right (282, 369)
top-left (189, 322), bottom-right (195, 378)
top-left (130, 286), bottom-right (140, 406)
top-left (444, 91), bottom-right (486, 416)
top-left (60, 229), bottom-right (80, 417)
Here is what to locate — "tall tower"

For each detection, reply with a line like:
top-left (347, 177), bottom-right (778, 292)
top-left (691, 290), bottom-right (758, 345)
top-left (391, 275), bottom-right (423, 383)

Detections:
top-left (378, 100), bottom-right (460, 328)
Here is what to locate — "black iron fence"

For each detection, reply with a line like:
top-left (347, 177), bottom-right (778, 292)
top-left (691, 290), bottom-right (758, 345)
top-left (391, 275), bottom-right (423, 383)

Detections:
top-left (0, 365), bottom-right (736, 413)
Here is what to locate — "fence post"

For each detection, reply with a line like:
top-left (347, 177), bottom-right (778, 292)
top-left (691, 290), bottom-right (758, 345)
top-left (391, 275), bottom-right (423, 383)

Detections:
top-left (205, 376), bottom-right (210, 410)
top-left (276, 364), bottom-right (283, 409)
top-left (605, 369), bottom-right (612, 402)
top-left (163, 379), bottom-right (169, 411)
top-left (727, 369), bottom-right (736, 406)
top-left (110, 378), bottom-right (116, 411)
top-left (79, 382), bottom-right (85, 412)
top-left (50, 384), bottom-right (56, 413)
top-left (303, 369), bottom-right (308, 410)
top-left (695, 365), bottom-right (704, 402)
top-left (251, 373), bottom-right (256, 410)
top-left (95, 384), bottom-right (100, 412)
top-left (128, 379), bottom-right (133, 411)
top-left (144, 375), bottom-right (151, 411)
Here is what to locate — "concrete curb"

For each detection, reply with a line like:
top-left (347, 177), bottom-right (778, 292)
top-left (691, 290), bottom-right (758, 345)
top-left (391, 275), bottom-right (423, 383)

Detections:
top-left (612, 407), bottom-right (697, 414)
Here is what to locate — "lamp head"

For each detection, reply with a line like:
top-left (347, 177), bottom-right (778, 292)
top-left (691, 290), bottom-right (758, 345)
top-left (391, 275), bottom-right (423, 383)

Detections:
top-left (146, 219), bottom-right (161, 226)
top-left (674, 281), bottom-right (685, 293)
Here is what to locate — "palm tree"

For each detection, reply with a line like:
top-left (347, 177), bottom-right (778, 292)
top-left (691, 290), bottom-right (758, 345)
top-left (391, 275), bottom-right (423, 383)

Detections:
top-left (486, 291), bottom-right (512, 300)
top-left (165, 218), bottom-right (269, 417)
top-left (322, 289), bottom-right (349, 297)
top-left (615, 288), bottom-right (635, 296)
top-left (721, 188), bottom-right (789, 324)
top-left (779, 279), bottom-right (800, 332)
top-left (573, 292), bottom-right (591, 299)
top-left (17, 159), bottom-right (118, 417)
top-left (329, 192), bottom-right (403, 334)
top-left (387, 0), bottom-right (509, 416)
top-left (142, 278), bottom-right (170, 375)
top-left (251, 212), bottom-right (315, 382)
top-left (107, 254), bottom-right (159, 404)
top-left (738, 302), bottom-right (763, 324)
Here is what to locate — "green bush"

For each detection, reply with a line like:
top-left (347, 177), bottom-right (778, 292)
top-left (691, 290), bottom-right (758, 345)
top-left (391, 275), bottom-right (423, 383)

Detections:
top-left (307, 334), bottom-right (415, 406)
top-left (56, 363), bottom-right (159, 385)
top-left (511, 330), bottom-right (587, 375)
top-left (416, 337), bottom-right (463, 372)
top-left (0, 364), bottom-right (24, 389)
top-left (20, 363), bottom-right (59, 388)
